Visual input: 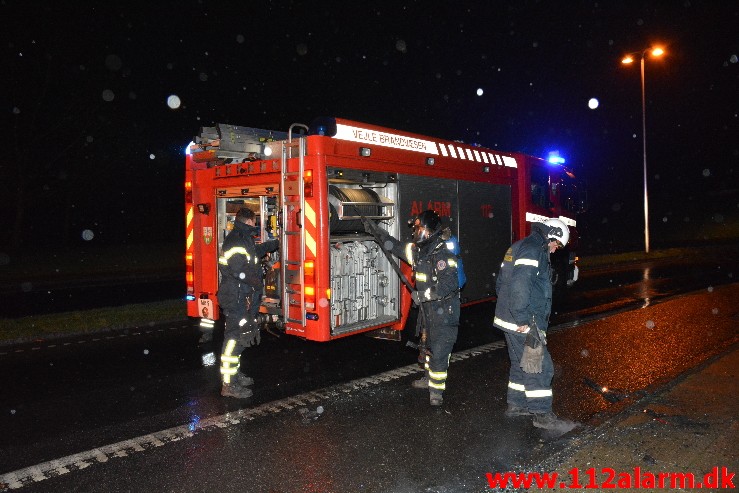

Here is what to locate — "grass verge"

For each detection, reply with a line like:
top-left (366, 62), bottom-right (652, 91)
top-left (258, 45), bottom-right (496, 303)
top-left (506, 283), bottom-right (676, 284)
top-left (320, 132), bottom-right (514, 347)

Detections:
top-left (1, 300), bottom-right (187, 346)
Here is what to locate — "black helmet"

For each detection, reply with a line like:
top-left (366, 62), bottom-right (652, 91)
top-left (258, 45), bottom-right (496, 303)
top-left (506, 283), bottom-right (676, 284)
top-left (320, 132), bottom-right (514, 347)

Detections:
top-left (411, 210), bottom-right (442, 245)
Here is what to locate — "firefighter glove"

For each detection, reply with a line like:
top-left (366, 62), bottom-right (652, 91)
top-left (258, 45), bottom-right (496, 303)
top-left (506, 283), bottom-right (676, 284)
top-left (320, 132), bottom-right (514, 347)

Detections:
top-left (411, 290), bottom-right (422, 306)
top-left (267, 238), bottom-right (280, 253)
top-left (362, 217), bottom-right (375, 235)
top-left (423, 286), bottom-right (438, 301)
top-left (520, 331), bottom-right (544, 373)
top-left (240, 325), bottom-right (260, 347)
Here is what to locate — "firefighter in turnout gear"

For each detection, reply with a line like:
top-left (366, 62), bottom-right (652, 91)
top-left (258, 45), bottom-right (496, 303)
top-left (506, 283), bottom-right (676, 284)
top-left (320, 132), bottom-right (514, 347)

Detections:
top-left (365, 210), bottom-right (460, 406)
top-left (493, 218), bottom-right (577, 434)
top-left (218, 207), bottom-right (279, 399)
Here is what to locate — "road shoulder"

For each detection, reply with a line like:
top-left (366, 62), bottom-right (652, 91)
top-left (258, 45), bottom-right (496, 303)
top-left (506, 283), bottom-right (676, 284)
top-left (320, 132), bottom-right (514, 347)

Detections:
top-left (536, 342), bottom-right (739, 488)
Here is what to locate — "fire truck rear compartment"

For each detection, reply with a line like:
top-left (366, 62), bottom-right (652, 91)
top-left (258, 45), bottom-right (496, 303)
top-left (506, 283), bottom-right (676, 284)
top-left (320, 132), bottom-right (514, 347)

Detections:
top-left (327, 183), bottom-right (401, 336)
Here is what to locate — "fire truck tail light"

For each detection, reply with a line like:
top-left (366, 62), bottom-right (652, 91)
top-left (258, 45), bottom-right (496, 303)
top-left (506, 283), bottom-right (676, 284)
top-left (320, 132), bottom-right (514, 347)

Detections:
top-left (304, 170), bottom-right (313, 197)
top-left (186, 271), bottom-right (194, 284)
top-left (185, 181), bottom-right (193, 203)
top-left (185, 253), bottom-right (193, 266)
top-left (304, 260), bottom-right (316, 306)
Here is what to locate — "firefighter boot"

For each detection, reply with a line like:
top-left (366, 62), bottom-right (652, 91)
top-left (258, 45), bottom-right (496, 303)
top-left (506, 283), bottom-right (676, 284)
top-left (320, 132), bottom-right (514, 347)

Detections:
top-left (235, 372), bottom-right (254, 387)
top-left (429, 390), bottom-right (443, 406)
top-left (504, 404), bottom-right (532, 417)
top-left (532, 412), bottom-right (577, 434)
top-left (412, 372), bottom-right (429, 389)
top-left (221, 381), bottom-right (253, 399)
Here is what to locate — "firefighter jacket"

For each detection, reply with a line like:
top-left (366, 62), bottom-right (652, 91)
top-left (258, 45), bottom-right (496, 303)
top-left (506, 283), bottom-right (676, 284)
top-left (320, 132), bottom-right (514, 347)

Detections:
top-left (217, 221), bottom-right (278, 312)
top-left (493, 223), bottom-right (553, 333)
top-left (384, 231), bottom-right (460, 302)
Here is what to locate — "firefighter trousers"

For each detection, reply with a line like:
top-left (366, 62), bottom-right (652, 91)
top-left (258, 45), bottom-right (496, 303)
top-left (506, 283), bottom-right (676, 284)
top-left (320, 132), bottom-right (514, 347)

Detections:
top-left (504, 331), bottom-right (554, 413)
top-left (421, 298), bottom-right (459, 394)
top-left (220, 294), bottom-right (257, 384)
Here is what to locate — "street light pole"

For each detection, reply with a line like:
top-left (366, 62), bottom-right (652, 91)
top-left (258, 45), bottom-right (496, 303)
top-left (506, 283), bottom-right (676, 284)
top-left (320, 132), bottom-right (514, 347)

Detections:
top-left (640, 53), bottom-right (649, 253)
top-left (622, 47), bottom-right (664, 254)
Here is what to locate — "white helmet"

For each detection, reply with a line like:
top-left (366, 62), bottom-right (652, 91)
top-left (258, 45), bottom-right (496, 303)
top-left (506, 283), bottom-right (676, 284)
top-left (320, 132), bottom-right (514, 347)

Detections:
top-left (543, 218), bottom-right (569, 247)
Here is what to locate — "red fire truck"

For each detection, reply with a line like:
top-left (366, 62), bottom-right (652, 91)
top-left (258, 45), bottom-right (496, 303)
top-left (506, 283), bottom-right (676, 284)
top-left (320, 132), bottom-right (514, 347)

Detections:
top-left (185, 117), bottom-right (585, 342)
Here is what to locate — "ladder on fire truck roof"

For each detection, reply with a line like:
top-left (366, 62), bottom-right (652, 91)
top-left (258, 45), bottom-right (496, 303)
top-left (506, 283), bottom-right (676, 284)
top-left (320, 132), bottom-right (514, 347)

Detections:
top-left (280, 133), bottom-right (307, 327)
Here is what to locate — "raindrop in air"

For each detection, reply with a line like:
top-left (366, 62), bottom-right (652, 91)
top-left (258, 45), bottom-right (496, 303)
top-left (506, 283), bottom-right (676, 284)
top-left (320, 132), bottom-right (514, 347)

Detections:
top-left (167, 95), bottom-right (181, 109)
top-left (105, 54), bottom-right (122, 71)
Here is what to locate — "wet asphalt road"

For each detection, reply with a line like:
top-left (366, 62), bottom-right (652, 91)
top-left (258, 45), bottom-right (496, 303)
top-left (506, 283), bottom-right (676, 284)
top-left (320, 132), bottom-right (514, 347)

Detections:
top-left (1, 249), bottom-right (738, 492)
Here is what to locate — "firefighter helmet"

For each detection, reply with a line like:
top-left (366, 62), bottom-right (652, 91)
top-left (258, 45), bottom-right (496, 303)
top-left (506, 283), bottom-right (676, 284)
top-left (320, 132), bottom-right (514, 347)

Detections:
top-left (543, 217), bottom-right (569, 247)
top-left (412, 210), bottom-right (442, 245)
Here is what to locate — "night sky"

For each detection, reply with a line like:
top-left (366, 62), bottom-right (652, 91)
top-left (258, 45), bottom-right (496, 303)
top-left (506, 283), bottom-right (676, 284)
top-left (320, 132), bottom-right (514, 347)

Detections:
top-left (2, 1), bottom-right (737, 255)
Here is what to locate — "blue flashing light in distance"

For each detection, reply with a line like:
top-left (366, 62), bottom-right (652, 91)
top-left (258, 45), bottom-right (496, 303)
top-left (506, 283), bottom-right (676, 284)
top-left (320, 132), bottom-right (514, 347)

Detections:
top-left (547, 151), bottom-right (565, 165)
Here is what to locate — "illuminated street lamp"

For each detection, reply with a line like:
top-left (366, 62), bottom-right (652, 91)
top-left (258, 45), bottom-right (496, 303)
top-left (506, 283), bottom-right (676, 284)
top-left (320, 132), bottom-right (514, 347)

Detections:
top-left (622, 46), bottom-right (665, 253)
